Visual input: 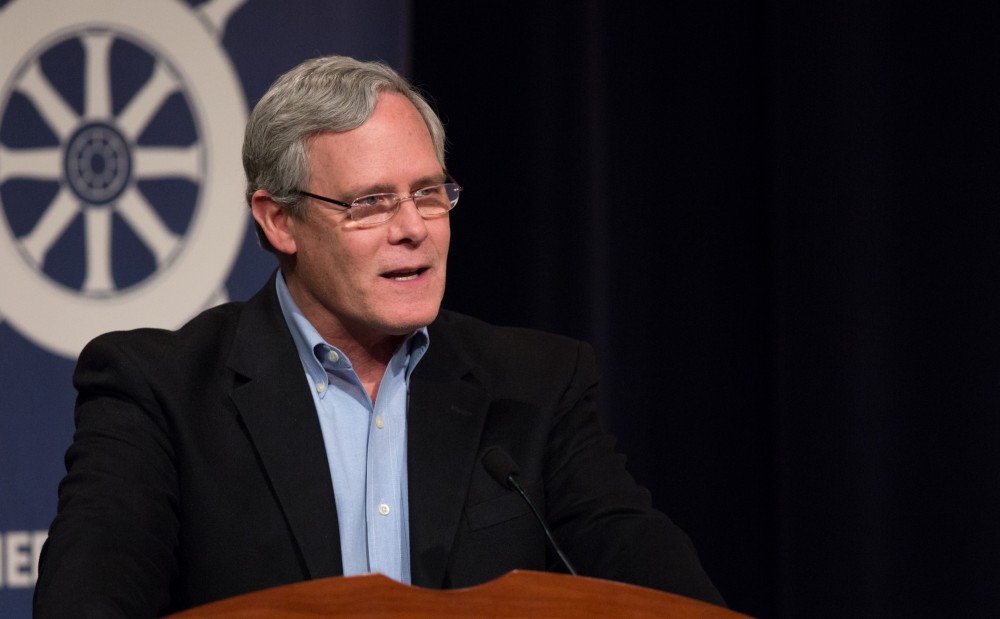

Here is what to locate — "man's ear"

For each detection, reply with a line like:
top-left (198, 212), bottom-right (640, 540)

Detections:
top-left (251, 190), bottom-right (297, 255)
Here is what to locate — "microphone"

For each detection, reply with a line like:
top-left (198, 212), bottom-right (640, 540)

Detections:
top-left (481, 446), bottom-right (578, 576)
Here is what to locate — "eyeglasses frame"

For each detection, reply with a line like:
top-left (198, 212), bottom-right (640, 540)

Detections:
top-left (295, 172), bottom-right (461, 223)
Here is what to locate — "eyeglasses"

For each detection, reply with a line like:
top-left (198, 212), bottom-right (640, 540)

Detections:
top-left (297, 177), bottom-right (462, 225)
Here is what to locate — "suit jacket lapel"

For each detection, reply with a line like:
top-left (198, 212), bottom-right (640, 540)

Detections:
top-left (407, 317), bottom-right (491, 588)
top-left (226, 274), bottom-right (344, 579)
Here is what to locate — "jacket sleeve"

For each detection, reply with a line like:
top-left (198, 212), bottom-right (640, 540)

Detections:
top-left (34, 333), bottom-right (180, 618)
top-left (542, 341), bottom-right (726, 606)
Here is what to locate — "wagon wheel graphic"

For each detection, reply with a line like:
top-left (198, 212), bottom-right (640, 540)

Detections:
top-left (0, 0), bottom-right (248, 358)
top-left (3, 29), bottom-right (202, 295)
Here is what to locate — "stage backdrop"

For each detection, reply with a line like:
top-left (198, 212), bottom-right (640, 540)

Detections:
top-left (0, 1), bottom-right (406, 616)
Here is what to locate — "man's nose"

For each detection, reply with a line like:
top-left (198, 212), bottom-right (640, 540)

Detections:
top-left (387, 197), bottom-right (429, 243)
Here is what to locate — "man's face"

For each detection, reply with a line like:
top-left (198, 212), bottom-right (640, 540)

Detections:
top-left (283, 92), bottom-right (450, 346)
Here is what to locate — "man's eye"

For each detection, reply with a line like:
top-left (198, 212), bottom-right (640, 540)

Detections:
top-left (355, 194), bottom-right (388, 208)
top-left (414, 185), bottom-right (444, 199)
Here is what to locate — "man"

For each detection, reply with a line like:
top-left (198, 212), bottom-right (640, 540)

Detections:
top-left (34, 56), bottom-right (724, 616)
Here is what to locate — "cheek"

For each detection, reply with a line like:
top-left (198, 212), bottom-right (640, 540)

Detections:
top-left (326, 238), bottom-right (383, 296)
top-left (432, 221), bottom-right (451, 254)
top-left (295, 229), bottom-right (351, 289)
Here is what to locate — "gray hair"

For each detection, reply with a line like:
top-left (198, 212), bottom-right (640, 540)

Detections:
top-left (242, 55), bottom-right (447, 252)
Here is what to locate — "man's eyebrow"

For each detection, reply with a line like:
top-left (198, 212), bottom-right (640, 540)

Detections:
top-left (347, 174), bottom-right (448, 197)
top-left (346, 182), bottom-right (396, 197)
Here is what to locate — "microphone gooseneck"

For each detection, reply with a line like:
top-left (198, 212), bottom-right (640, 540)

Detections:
top-left (480, 446), bottom-right (578, 576)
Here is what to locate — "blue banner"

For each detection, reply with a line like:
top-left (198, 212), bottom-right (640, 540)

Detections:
top-left (0, 1), bottom-right (406, 615)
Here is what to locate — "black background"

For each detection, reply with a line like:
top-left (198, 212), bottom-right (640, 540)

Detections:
top-left (412, 2), bottom-right (1000, 617)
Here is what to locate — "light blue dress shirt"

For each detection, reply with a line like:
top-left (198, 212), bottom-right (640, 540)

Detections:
top-left (275, 272), bottom-right (428, 584)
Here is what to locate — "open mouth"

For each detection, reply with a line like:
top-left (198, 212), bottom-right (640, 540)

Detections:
top-left (382, 267), bottom-right (428, 282)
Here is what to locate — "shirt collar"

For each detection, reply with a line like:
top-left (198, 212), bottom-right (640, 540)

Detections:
top-left (275, 271), bottom-right (430, 387)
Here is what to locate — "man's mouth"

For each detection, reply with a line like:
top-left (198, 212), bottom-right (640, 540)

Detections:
top-left (382, 267), bottom-right (427, 282)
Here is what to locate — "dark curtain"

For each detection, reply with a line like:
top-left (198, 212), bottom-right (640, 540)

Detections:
top-left (411, 2), bottom-right (1000, 617)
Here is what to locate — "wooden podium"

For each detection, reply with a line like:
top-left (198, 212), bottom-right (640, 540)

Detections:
top-left (166, 570), bottom-right (750, 618)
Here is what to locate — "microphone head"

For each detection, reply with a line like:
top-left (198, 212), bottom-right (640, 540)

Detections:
top-left (481, 446), bottom-right (520, 489)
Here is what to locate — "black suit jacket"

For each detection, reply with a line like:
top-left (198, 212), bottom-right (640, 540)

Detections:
top-left (35, 274), bottom-right (723, 616)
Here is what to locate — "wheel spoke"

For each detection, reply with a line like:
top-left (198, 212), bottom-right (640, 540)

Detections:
top-left (197, 0), bottom-right (249, 37)
top-left (115, 185), bottom-right (179, 264)
top-left (133, 145), bottom-right (200, 180)
top-left (82, 31), bottom-right (114, 120)
top-left (116, 61), bottom-right (179, 142)
top-left (16, 60), bottom-right (79, 140)
top-left (0, 145), bottom-right (62, 182)
top-left (20, 187), bottom-right (80, 265)
top-left (82, 205), bottom-right (114, 293)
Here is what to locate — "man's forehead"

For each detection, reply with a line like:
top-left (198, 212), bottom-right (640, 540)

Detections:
top-left (305, 147), bottom-right (441, 197)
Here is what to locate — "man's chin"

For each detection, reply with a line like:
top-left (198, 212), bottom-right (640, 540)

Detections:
top-left (379, 308), bottom-right (441, 336)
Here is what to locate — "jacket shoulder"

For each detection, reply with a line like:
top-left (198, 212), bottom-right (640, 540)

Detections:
top-left (430, 309), bottom-right (596, 393)
top-left (79, 300), bottom-right (247, 363)
top-left (433, 309), bottom-right (585, 355)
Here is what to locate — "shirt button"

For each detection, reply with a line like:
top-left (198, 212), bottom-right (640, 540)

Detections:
top-left (316, 383), bottom-right (327, 394)
top-left (378, 503), bottom-right (390, 516)
top-left (375, 415), bottom-right (385, 429)
top-left (327, 350), bottom-right (340, 363)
